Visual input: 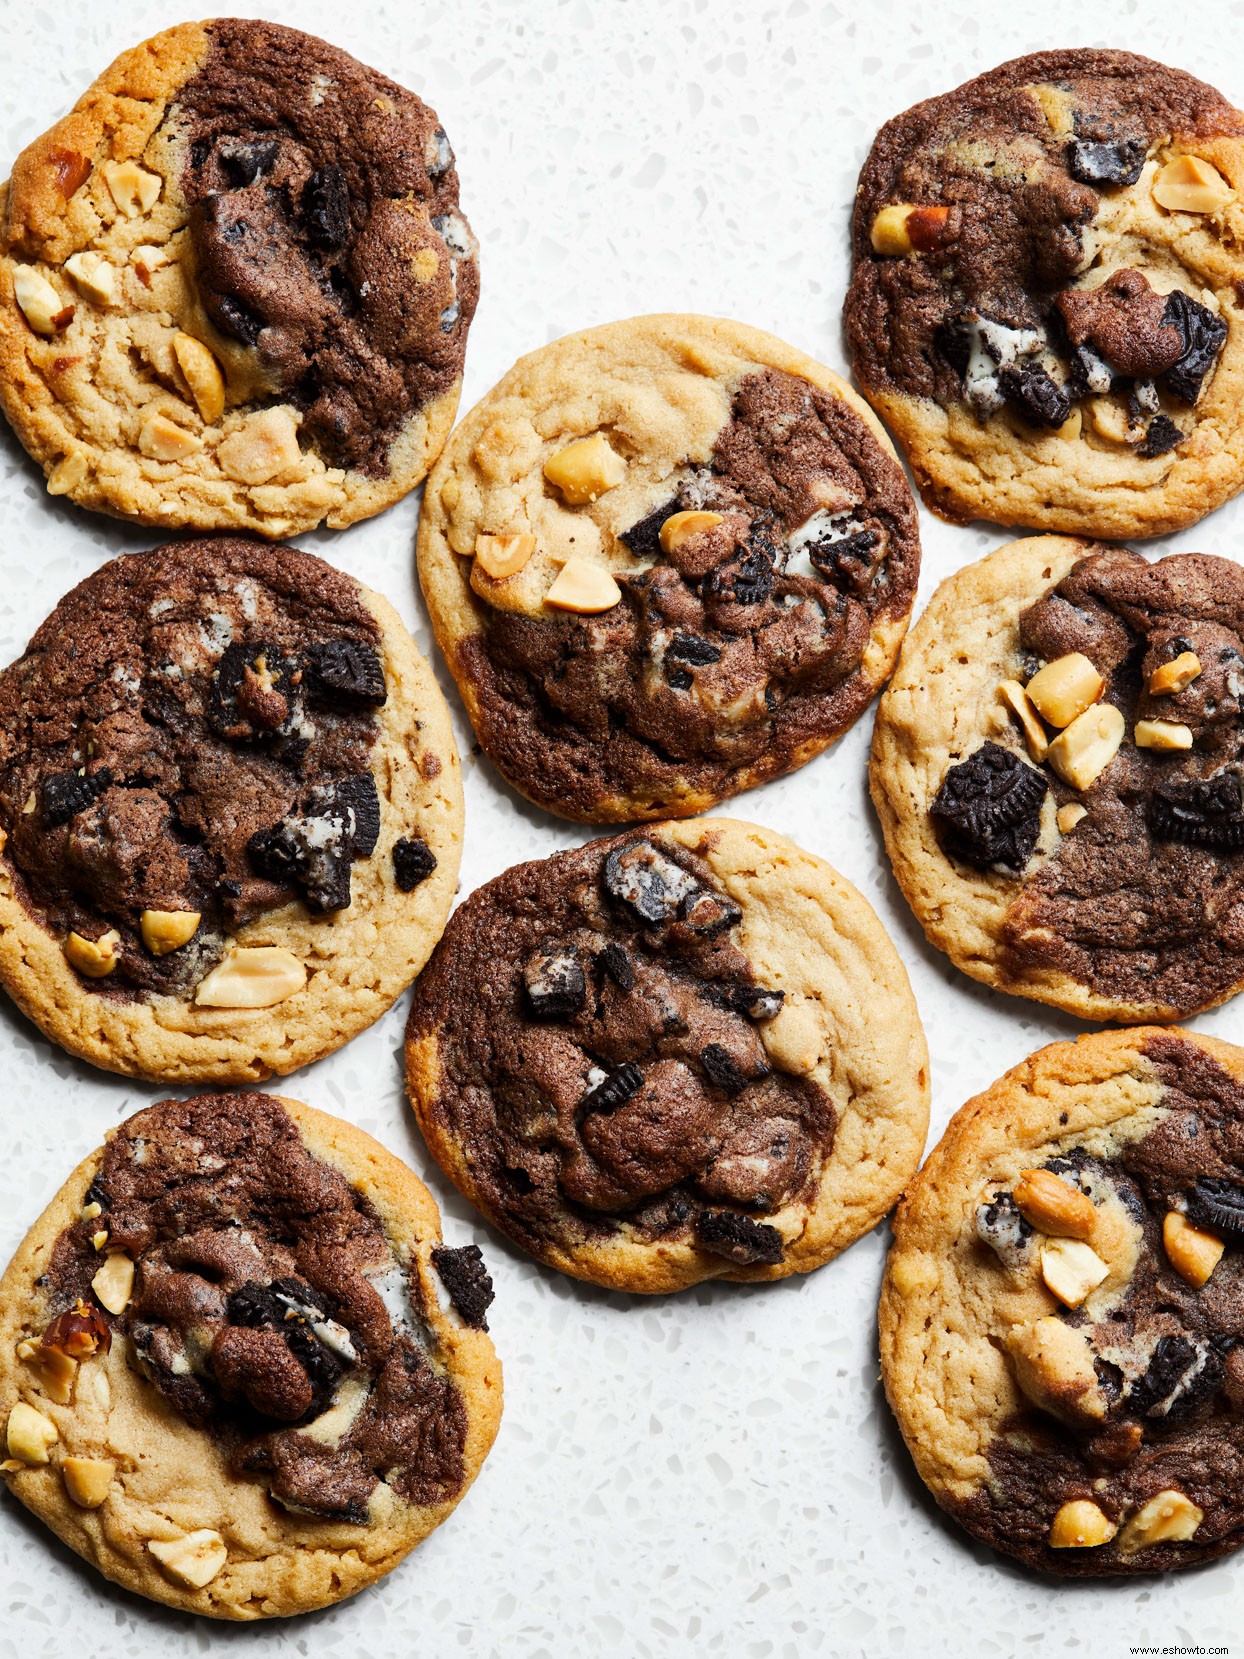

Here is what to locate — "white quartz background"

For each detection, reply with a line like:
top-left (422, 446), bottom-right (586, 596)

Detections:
top-left (1, 0), bottom-right (1242, 1653)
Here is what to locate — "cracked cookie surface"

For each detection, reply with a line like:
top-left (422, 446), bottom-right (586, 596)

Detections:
top-left (0, 537), bottom-right (462, 1082)
top-left (0, 20), bottom-right (477, 535)
top-left (405, 817), bottom-right (929, 1293)
top-left (870, 534), bottom-right (1244, 1021)
top-left (845, 49), bottom-right (1244, 537)
top-left (417, 314), bottom-right (920, 822)
top-left (0, 1092), bottom-right (501, 1619)
top-left (881, 1028), bottom-right (1244, 1576)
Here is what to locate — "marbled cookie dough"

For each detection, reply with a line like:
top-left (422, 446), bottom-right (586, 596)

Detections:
top-left (0, 20), bottom-right (478, 535)
top-left (417, 314), bottom-right (921, 821)
top-left (846, 50), bottom-right (1244, 537)
top-left (406, 818), bottom-right (929, 1293)
top-left (0, 537), bottom-right (462, 1081)
top-left (882, 1028), bottom-right (1244, 1576)
top-left (870, 535), bottom-right (1244, 1021)
top-left (0, 1092), bottom-right (502, 1618)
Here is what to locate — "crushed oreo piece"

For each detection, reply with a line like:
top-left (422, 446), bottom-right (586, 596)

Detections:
top-left (303, 639), bottom-right (387, 705)
top-left (808, 528), bottom-right (879, 591)
top-left (1066, 137), bottom-right (1147, 188)
top-left (41, 767), bottom-right (110, 827)
top-left (208, 641), bottom-right (299, 740)
top-left (667, 633), bottom-right (723, 667)
top-left (1160, 290), bottom-right (1228, 404)
top-left (431, 1244), bottom-right (494, 1329)
top-left (1138, 414), bottom-right (1184, 458)
top-left (619, 496), bottom-right (681, 557)
top-left (1186, 1176), bottom-right (1244, 1237)
top-left (219, 139), bottom-right (280, 186)
top-left (247, 773), bottom-right (380, 912)
top-left (393, 835), bottom-right (437, 891)
top-left (581, 1061), bottom-right (644, 1114)
top-left (997, 362), bottom-right (1073, 428)
top-left (303, 164), bottom-right (352, 249)
top-left (700, 1043), bottom-right (748, 1096)
top-left (603, 840), bottom-right (699, 925)
top-left (596, 941), bottom-right (635, 991)
top-left (212, 293), bottom-right (265, 346)
top-left (1126, 1335), bottom-right (1223, 1420)
top-left (1148, 772), bottom-right (1244, 851)
top-left (334, 772), bottom-right (381, 857)
top-left (708, 982), bottom-right (785, 1021)
top-left (694, 1209), bottom-right (784, 1266)
top-left (931, 742), bottom-right (1048, 872)
top-left (974, 1191), bottom-right (1034, 1268)
top-left (665, 663), bottom-right (693, 691)
top-left (523, 948), bottom-right (586, 1018)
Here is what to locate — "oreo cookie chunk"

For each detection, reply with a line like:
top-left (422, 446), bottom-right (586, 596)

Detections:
top-left (405, 818), bottom-right (929, 1293)
top-left (0, 537), bottom-right (462, 1082)
top-left (871, 535), bottom-right (1244, 1022)
top-left (0, 1092), bottom-right (501, 1618)
top-left (846, 50), bottom-right (1244, 538)
top-left (882, 1028), bottom-right (1244, 1577)
top-left (417, 313), bottom-right (920, 822)
top-left (0, 21), bottom-right (478, 534)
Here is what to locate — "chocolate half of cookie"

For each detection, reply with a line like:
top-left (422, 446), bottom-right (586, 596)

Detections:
top-left (406, 828), bottom-right (836, 1285)
top-left (928, 546), bottom-right (1244, 1016)
top-left (0, 537), bottom-right (434, 1006)
top-left (956, 1033), bottom-right (1244, 1575)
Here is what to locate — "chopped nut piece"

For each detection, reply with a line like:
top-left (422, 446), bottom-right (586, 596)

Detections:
top-left (194, 945), bottom-right (307, 1009)
top-left (218, 407), bottom-right (301, 484)
top-left (659, 510), bottom-right (725, 553)
top-left (132, 244), bottom-right (171, 286)
top-left (1163, 1211), bottom-right (1225, 1287)
top-left (1046, 702), bottom-right (1126, 791)
top-left (62, 1456), bottom-right (115, 1509)
top-left (1040, 1238), bottom-right (1109, 1307)
top-left (1117, 1489), bottom-right (1203, 1555)
top-left (1025, 653), bottom-right (1104, 728)
top-left (474, 532), bottom-right (536, 579)
top-left (1049, 1499), bottom-right (1118, 1548)
top-left (102, 159), bottom-right (162, 218)
top-left (147, 1529), bottom-right (229, 1589)
top-left (63, 930), bottom-right (120, 979)
top-left (140, 909), bottom-right (201, 956)
top-left (91, 1230), bottom-right (108, 1252)
top-left (172, 334), bottom-right (225, 424)
top-left (998, 679), bottom-right (1050, 762)
top-left (64, 251), bottom-right (116, 306)
top-left (6, 1401), bottom-right (57, 1464)
top-left (1007, 1317), bottom-right (1108, 1426)
top-left (139, 412), bottom-right (202, 462)
top-left (1055, 408), bottom-right (1082, 441)
top-left (81, 1202), bottom-right (101, 1223)
top-left (1014, 1168), bottom-right (1097, 1240)
top-left (91, 1251), bottom-right (134, 1315)
top-left (1134, 718), bottom-right (1194, 751)
top-left (17, 1339), bottom-right (76, 1404)
top-left (869, 203), bottom-right (953, 256)
top-left (543, 432), bottom-right (627, 504)
top-left (47, 452), bottom-right (88, 496)
top-left (1057, 803), bottom-right (1087, 833)
top-left (1148, 651), bottom-right (1202, 696)
top-left (1152, 155), bottom-right (1234, 215)
top-left (1087, 395), bottom-right (1136, 444)
top-left (12, 265), bottom-right (73, 335)
top-left (1027, 83), bottom-right (1075, 138)
top-left (544, 554), bottom-right (622, 614)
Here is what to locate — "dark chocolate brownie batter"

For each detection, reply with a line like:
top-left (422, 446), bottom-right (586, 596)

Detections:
top-left (932, 549), bottom-right (1244, 1014)
top-left (459, 369), bottom-right (919, 817)
top-left (0, 538), bottom-right (393, 996)
top-left (174, 20), bottom-right (477, 475)
top-left (846, 50), bottom-right (1240, 449)
top-left (960, 1033), bottom-right (1244, 1575)
top-left (40, 1093), bottom-right (473, 1522)
top-left (407, 830), bottom-right (834, 1264)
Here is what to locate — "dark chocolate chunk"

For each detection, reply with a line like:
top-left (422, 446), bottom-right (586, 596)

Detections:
top-left (304, 639), bottom-right (387, 706)
top-left (1138, 414), bottom-right (1184, 458)
top-left (596, 941), bottom-right (635, 991)
top-left (694, 1208), bottom-right (784, 1266)
top-left (393, 836), bottom-right (437, 891)
top-left (523, 948), bottom-right (586, 1018)
top-left (619, 496), bottom-right (681, 557)
top-left (700, 1043), bottom-right (748, 1096)
top-left (581, 1061), bottom-right (644, 1114)
top-left (1186, 1177), bottom-right (1244, 1237)
top-left (1066, 137), bottom-right (1147, 188)
top-left (431, 1244), bottom-right (494, 1329)
top-left (667, 633), bottom-right (723, 667)
top-left (1148, 772), bottom-right (1244, 851)
top-left (41, 767), bottom-right (110, 827)
top-left (930, 741), bottom-right (1048, 872)
top-left (303, 164), bottom-right (352, 249)
top-left (219, 139), bottom-right (280, 186)
top-left (997, 362), bottom-right (1074, 428)
top-left (1160, 290), bottom-right (1228, 404)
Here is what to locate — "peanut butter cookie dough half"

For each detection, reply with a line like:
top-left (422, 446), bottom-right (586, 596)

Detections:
top-left (0, 537), bottom-right (462, 1082)
top-left (0, 1092), bottom-right (502, 1618)
top-left (882, 1028), bottom-right (1244, 1576)
top-left (406, 819), bottom-right (930, 1294)
top-left (0, 20), bottom-right (478, 535)
top-left (846, 49), bottom-right (1244, 537)
top-left (417, 314), bottom-right (920, 822)
top-left (870, 535), bottom-right (1244, 1021)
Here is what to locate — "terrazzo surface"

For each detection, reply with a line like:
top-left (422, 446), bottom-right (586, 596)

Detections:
top-left (0, 1), bottom-right (1242, 1654)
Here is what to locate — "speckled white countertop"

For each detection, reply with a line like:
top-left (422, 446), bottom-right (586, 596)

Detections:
top-left (1, 1), bottom-right (1242, 1654)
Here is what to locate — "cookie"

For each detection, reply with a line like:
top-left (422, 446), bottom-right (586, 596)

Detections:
top-left (405, 818), bottom-right (929, 1293)
top-left (845, 49), bottom-right (1244, 537)
top-left (0, 536), bottom-right (462, 1082)
top-left (0, 21), bottom-right (477, 535)
top-left (417, 313), bottom-right (920, 822)
top-left (0, 1090), bottom-right (502, 1618)
top-left (881, 1026), bottom-right (1244, 1576)
top-left (870, 534), bottom-right (1244, 1022)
